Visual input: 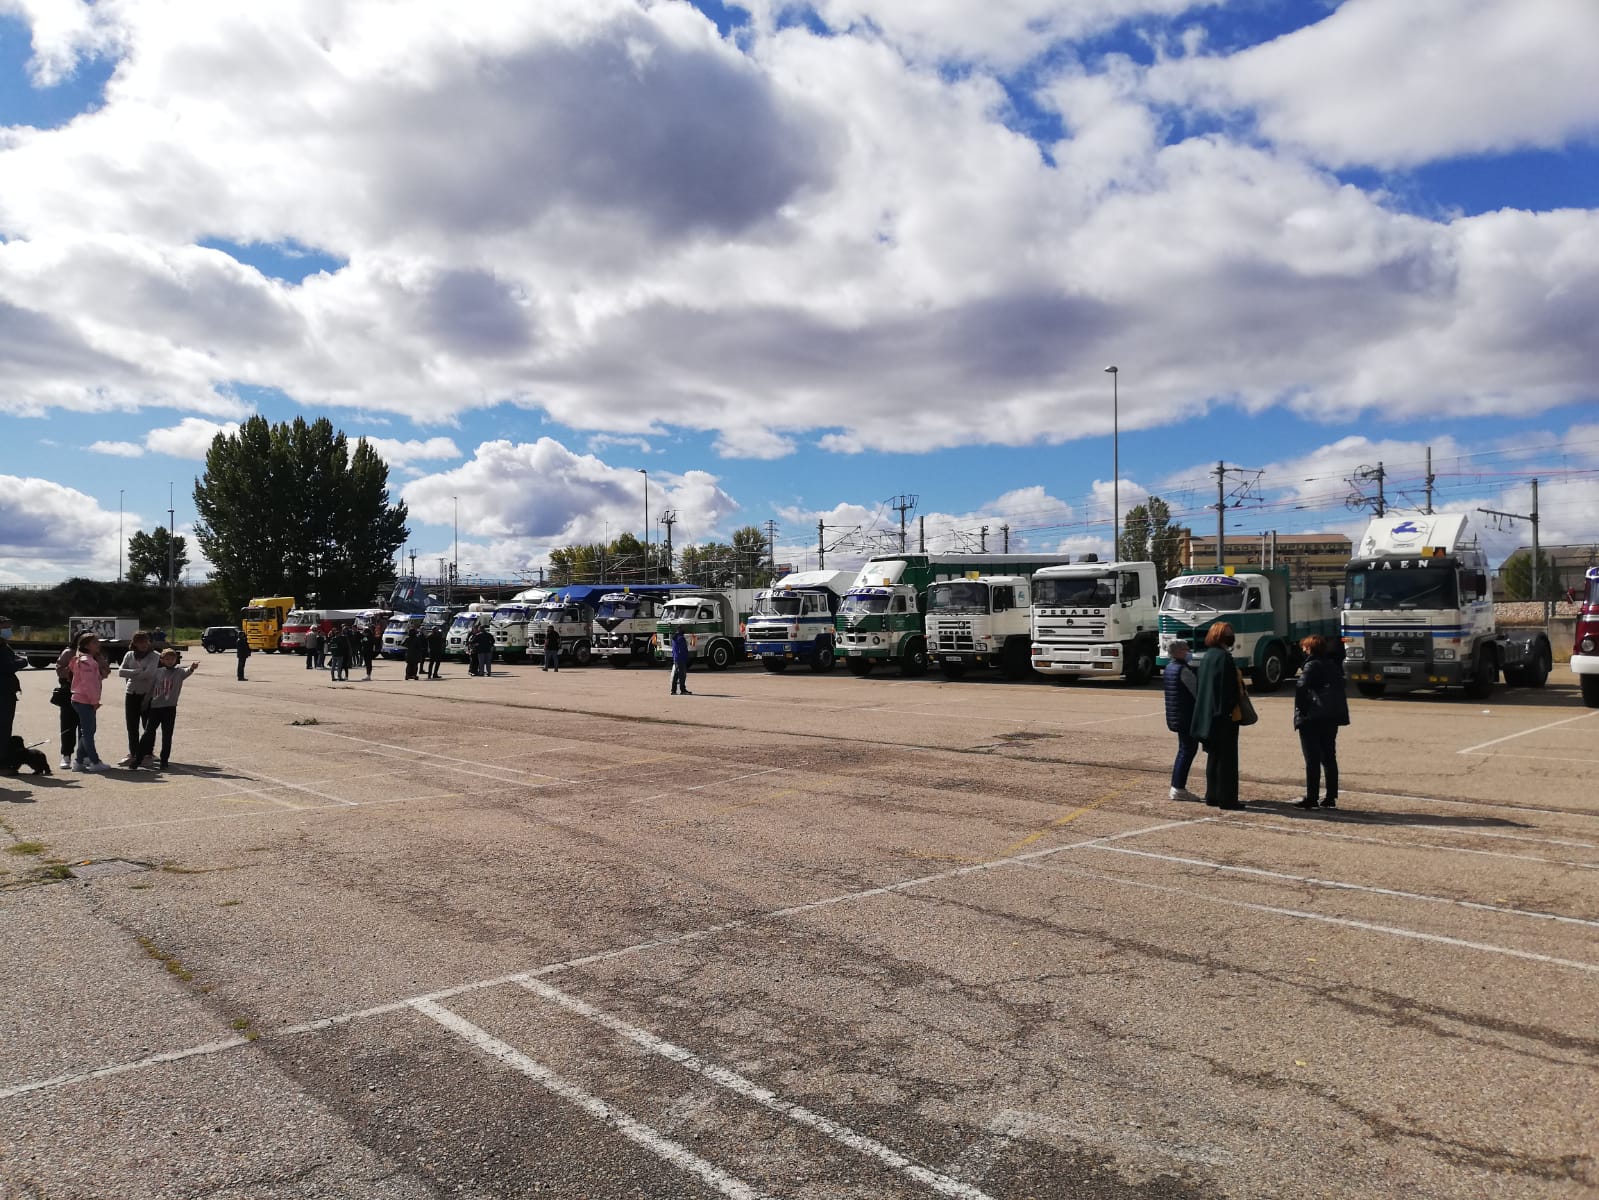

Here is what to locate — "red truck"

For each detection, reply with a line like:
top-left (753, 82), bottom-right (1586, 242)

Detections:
top-left (1573, 567), bottom-right (1599, 708)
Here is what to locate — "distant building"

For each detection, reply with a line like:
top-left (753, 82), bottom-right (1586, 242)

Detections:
top-left (1503, 543), bottom-right (1599, 598)
top-left (1178, 532), bottom-right (1352, 589)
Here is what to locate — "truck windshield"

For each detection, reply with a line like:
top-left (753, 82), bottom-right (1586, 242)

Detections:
top-left (451, 615), bottom-right (478, 630)
top-left (927, 582), bottom-right (988, 612)
top-left (840, 593), bottom-right (890, 616)
top-left (492, 606), bottom-right (527, 623)
top-left (241, 607), bottom-right (267, 622)
top-left (754, 595), bottom-right (802, 617)
top-left (1161, 585), bottom-right (1245, 614)
top-left (594, 599), bottom-right (640, 620)
top-left (1345, 569), bottom-right (1458, 611)
top-left (662, 605), bottom-right (697, 624)
top-left (1034, 576), bottom-right (1117, 607)
top-left (385, 621), bottom-right (409, 635)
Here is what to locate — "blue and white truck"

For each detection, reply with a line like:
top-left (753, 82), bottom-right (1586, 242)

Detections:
top-left (747, 570), bottom-right (853, 673)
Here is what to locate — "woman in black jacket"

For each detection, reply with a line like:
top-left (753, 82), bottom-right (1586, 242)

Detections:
top-left (1294, 635), bottom-right (1350, 809)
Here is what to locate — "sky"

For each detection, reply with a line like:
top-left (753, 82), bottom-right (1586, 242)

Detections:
top-left (1, 0), bottom-right (1596, 589)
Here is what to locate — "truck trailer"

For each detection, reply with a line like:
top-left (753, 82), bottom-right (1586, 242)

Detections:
top-left (1157, 568), bottom-right (1338, 691)
top-left (653, 591), bottom-right (755, 670)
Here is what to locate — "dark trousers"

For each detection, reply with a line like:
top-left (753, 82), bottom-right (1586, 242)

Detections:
top-left (136, 707), bottom-right (177, 766)
top-left (59, 695), bottom-right (79, 759)
top-left (1204, 721), bottom-right (1240, 805)
top-left (124, 692), bottom-right (146, 758)
top-left (1170, 734), bottom-right (1199, 790)
top-left (427, 656), bottom-right (441, 679)
top-left (312, 646), bottom-right (325, 669)
top-left (236, 656), bottom-right (247, 680)
top-left (670, 661), bottom-right (690, 694)
top-left (405, 657), bottom-right (419, 679)
top-left (1298, 724), bottom-right (1340, 802)
top-left (543, 646), bottom-right (559, 671)
top-left (330, 655), bottom-right (347, 680)
top-left (0, 692), bottom-right (14, 750)
top-left (477, 650), bottom-right (492, 677)
top-left (305, 651), bottom-right (315, 670)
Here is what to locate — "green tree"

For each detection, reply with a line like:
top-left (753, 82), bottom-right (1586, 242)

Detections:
top-left (548, 533), bottom-right (675, 585)
top-left (193, 415), bottom-right (408, 609)
top-left (1116, 497), bottom-right (1184, 586)
top-left (677, 542), bottom-right (735, 588)
top-left (730, 525), bottom-right (777, 588)
top-left (1499, 549), bottom-right (1561, 601)
top-left (126, 526), bottom-right (189, 585)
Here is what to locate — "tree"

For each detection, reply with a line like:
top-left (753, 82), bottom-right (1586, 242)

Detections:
top-left (677, 542), bottom-right (735, 588)
top-left (193, 415), bottom-right (408, 610)
top-left (1499, 549), bottom-right (1561, 601)
top-left (548, 533), bottom-right (674, 584)
top-left (126, 526), bottom-right (189, 585)
top-left (1116, 496), bottom-right (1184, 587)
top-left (730, 525), bottom-right (777, 589)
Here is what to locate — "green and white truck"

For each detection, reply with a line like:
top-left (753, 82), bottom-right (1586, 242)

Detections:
top-left (653, 589), bottom-right (758, 670)
top-left (836, 552), bottom-right (1073, 677)
top-left (1156, 567), bottom-right (1339, 692)
top-left (490, 588), bottom-right (553, 661)
top-left (1030, 560), bottom-right (1161, 684)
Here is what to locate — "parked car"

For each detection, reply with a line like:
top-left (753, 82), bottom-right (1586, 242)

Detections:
top-left (201, 626), bottom-right (242, 653)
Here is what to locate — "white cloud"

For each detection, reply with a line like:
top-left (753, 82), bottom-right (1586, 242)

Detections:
top-left (89, 440), bottom-right (145, 457)
top-left (361, 436), bottom-right (461, 468)
top-left (0, 474), bottom-right (125, 582)
top-left (144, 417), bottom-right (241, 459)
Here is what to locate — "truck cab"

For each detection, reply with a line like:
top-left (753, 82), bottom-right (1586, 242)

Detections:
top-left (1030, 561), bottom-right (1159, 684)
top-left (837, 583), bottom-right (926, 677)
top-left (654, 594), bottom-right (746, 670)
top-left (1158, 568), bottom-right (1336, 692)
top-left (925, 575), bottom-right (1035, 679)
top-left (747, 570), bottom-right (851, 674)
top-left (1573, 568), bottom-right (1599, 708)
top-left (280, 608), bottom-right (361, 653)
top-left (529, 585), bottom-right (612, 666)
top-left (591, 588), bottom-right (692, 667)
top-left (381, 614), bottom-right (422, 659)
top-left (445, 604), bottom-right (496, 659)
top-left (241, 596), bottom-right (294, 653)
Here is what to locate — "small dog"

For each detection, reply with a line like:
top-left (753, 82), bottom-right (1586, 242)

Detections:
top-left (1, 735), bottom-right (51, 776)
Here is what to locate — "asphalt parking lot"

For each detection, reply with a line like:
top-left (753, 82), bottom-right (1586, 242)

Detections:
top-left (3, 651), bottom-right (1596, 1199)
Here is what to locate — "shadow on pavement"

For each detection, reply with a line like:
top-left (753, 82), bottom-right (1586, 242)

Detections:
top-left (1245, 799), bottom-right (1529, 829)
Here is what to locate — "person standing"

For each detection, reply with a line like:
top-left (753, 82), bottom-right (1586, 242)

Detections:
top-left (427, 626), bottom-right (446, 679)
top-left (362, 628), bottom-right (378, 680)
top-left (0, 615), bottom-right (19, 750)
top-left (115, 631), bottom-right (160, 768)
top-left (542, 627), bottom-right (561, 672)
top-left (1293, 635), bottom-right (1350, 809)
top-left (53, 644), bottom-right (80, 769)
top-left (68, 632), bottom-right (112, 771)
top-left (235, 628), bottom-right (251, 681)
top-left (473, 627), bottom-right (494, 678)
top-left (403, 627), bottom-right (422, 680)
top-left (1162, 639), bottom-right (1200, 801)
top-left (134, 648), bottom-right (198, 771)
top-left (1190, 622), bottom-right (1245, 809)
top-left (327, 626), bottom-right (348, 681)
top-left (304, 628), bottom-right (320, 671)
top-left (669, 628), bottom-right (692, 696)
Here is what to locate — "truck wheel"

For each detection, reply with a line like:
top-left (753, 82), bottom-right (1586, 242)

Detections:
top-left (1462, 650), bottom-right (1496, 701)
top-left (762, 659), bottom-right (790, 673)
top-left (1510, 644), bottom-right (1551, 688)
top-left (707, 640), bottom-right (732, 671)
top-left (1123, 642), bottom-right (1157, 687)
top-left (1250, 646), bottom-right (1286, 693)
top-left (846, 658), bottom-right (872, 676)
top-left (1001, 639), bottom-right (1031, 680)
top-left (1355, 680), bottom-right (1387, 699)
top-left (572, 640), bottom-right (592, 667)
top-left (938, 661), bottom-right (967, 680)
top-left (899, 638), bottom-right (928, 677)
top-left (810, 641), bottom-right (836, 673)
top-left (1582, 675), bottom-right (1599, 708)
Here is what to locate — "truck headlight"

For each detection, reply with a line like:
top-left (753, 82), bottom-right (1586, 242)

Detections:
top-left (1344, 644), bottom-right (1364, 661)
top-left (1582, 636), bottom-right (1595, 654)
top-left (1433, 648), bottom-right (1456, 661)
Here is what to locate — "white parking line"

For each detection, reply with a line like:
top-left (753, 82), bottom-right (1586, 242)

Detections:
top-left (1457, 710), bottom-right (1599, 755)
top-left (1085, 844), bottom-right (1599, 928)
top-left (1024, 862), bottom-right (1599, 975)
top-left (1243, 820), bottom-right (1599, 872)
top-left (413, 999), bottom-right (774, 1200)
top-left (517, 976), bottom-right (997, 1200)
top-left (303, 727), bottom-right (576, 782)
top-left (207, 762), bottom-right (358, 807)
top-left (631, 766), bottom-right (786, 807)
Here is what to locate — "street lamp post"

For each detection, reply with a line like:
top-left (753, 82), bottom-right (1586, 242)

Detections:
top-left (118, 489), bottom-right (124, 583)
top-left (637, 469), bottom-right (649, 582)
top-left (1104, 365), bottom-right (1119, 556)
top-left (452, 495), bottom-right (458, 603)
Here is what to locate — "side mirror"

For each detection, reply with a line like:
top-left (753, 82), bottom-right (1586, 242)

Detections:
top-left (1474, 572), bottom-right (1489, 596)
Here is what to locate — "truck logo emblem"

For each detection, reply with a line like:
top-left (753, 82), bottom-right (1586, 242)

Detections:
top-left (1390, 642), bottom-right (1406, 655)
top-left (1066, 618), bottom-right (1075, 626)
top-left (1391, 520), bottom-right (1422, 535)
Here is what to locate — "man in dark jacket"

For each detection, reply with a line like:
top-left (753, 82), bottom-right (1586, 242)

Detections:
top-left (426, 626), bottom-right (446, 679)
top-left (1190, 623), bottom-right (1244, 809)
top-left (0, 615), bottom-right (19, 749)
top-left (472, 627), bottom-right (494, 677)
top-left (542, 627), bottom-right (561, 672)
top-left (1162, 639), bottom-right (1199, 801)
top-left (1293, 635), bottom-right (1350, 809)
top-left (235, 630), bottom-right (251, 681)
top-left (403, 628), bottom-right (423, 680)
top-left (670, 629), bottom-right (692, 696)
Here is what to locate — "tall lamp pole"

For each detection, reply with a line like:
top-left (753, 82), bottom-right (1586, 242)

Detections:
top-left (451, 495), bottom-right (458, 602)
top-left (1104, 365), bottom-right (1120, 556)
top-left (118, 489), bottom-right (124, 583)
top-left (167, 482), bottom-right (176, 633)
top-left (637, 469), bottom-right (649, 582)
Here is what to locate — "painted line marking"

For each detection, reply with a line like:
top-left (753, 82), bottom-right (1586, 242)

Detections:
top-left (631, 766), bottom-right (786, 807)
top-left (1457, 710), bottom-right (1599, 756)
top-left (516, 976), bottom-right (997, 1200)
top-left (412, 1000), bottom-right (774, 1200)
top-left (47, 791), bottom-right (463, 837)
top-left (1024, 862), bottom-right (1599, 976)
top-left (0, 816), bottom-right (1204, 1102)
top-left (208, 762), bottom-right (358, 808)
top-left (1084, 844), bottom-right (1599, 928)
top-left (999, 786), bottom-right (1132, 856)
top-left (302, 727), bottom-right (576, 782)
top-left (0, 1036), bottom-right (251, 1101)
top-left (1243, 820), bottom-right (1599, 872)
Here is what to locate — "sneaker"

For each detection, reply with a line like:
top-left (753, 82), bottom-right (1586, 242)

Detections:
top-left (82, 761), bottom-right (107, 773)
top-left (59, 757), bottom-right (72, 771)
top-left (1169, 786), bottom-right (1199, 802)
top-left (115, 755), bottom-right (134, 768)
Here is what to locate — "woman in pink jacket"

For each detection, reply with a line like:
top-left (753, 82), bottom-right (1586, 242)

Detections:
top-left (69, 632), bottom-right (112, 772)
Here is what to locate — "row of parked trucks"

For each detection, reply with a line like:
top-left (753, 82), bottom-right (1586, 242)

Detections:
top-left (227, 513), bottom-right (1573, 702)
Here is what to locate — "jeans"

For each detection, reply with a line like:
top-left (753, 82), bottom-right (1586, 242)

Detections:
top-left (478, 650), bottom-right (492, 677)
top-left (1170, 734), bottom-right (1199, 790)
top-left (543, 646), bottom-right (559, 671)
top-left (137, 707), bottom-right (177, 765)
top-left (1298, 723), bottom-right (1340, 802)
top-left (71, 701), bottom-right (100, 766)
top-left (670, 661), bottom-right (690, 694)
top-left (1203, 720), bottom-right (1240, 805)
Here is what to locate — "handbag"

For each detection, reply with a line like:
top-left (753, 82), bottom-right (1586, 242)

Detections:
top-left (49, 683), bottom-right (69, 707)
top-left (1234, 669), bottom-right (1259, 726)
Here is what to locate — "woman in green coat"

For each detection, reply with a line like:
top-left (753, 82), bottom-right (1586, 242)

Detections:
top-left (1190, 622), bottom-right (1245, 809)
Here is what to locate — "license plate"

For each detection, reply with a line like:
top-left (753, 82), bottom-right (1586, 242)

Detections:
top-left (846, 649), bottom-right (860, 656)
top-left (1386, 664), bottom-right (1412, 675)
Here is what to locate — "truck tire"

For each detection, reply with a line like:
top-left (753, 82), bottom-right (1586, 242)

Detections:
top-left (572, 640), bottom-right (592, 667)
top-left (1355, 680), bottom-right (1386, 698)
top-left (1462, 649), bottom-right (1496, 701)
top-left (762, 659), bottom-right (790, 673)
top-left (810, 640), bottom-right (836, 673)
top-left (1001, 638), bottom-right (1031, 680)
top-left (1250, 645), bottom-right (1287, 693)
top-left (1582, 674), bottom-right (1599, 708)
top-left (1123, 641), bottom-right (1157, 687)
top-left (1505, 643), bottom-right (1551, 688)
top-left (938, 661), bottom-right (968, 680)
top-left (846, 657), bottom-right (872, 676)
top-left (899, 637), bottom-right (928, 677)
top-left (706, 640), bottom-right (733, 671)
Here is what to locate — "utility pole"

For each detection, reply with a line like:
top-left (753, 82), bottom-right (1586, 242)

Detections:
top-left (1347, 462), bottom-right (1387, 517)
top-left (1212, 461), bottom-right (1263, 568)
top-left (817, 519), bottom-right (826, 569)
top-left (890, 494), bottom-right (917, 553)
top-left (659, 510), bottom-right (677, 578)
top-left (1424, 447), bottom-right (1435, 515)
top-left (918, 515), bottom-right (925, 553)
top-left (979, 525), bottom-right (989, 552)
top-left (764, 519), bottom-right (778, 580)
top-left (408, 550), bottom-right (417, 578)
top-left (1479, 479), bottom-right (1542, 602)
top-left (166, 483), bottom-right (176, 632)
top-left (118, 490), bottom-right (124, 583)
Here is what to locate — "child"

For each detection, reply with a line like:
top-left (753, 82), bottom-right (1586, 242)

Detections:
top-left (135, 648), bottom-right (199, 771)
top-left (68, 632), bottom-right (112, 771)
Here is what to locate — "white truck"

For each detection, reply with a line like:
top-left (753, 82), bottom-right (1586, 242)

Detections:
top-left (490, 589), bottom-right (553, 661)
top-left (925, 575), bottom-right (1037, 679)
top-left (1029, 560), bottom-right (1160, 685)
top-left (1157, 567), bottom-right (1339, 691)
top-left (747, 569), bottom-right (853, 673)
top-left (1342, 514), bottom-right (1552, 700)
top-left (653, 590), bottom-right (755, 670)
top-left (445, 603), bottom-right (497, 660)
top-left (591, 587), bottom-right (686, 667)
